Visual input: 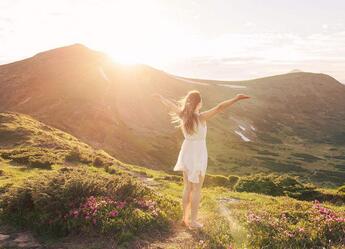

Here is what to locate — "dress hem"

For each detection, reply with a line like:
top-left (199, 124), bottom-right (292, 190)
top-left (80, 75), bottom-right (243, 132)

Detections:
top-left (173, 163), bottom-right (206, 183)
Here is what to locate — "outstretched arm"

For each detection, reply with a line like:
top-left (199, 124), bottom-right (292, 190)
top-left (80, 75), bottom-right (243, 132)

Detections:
top-left (152, 93), bottom-right (180, 114)
top-left (200, 94), bottom-right (250, 121)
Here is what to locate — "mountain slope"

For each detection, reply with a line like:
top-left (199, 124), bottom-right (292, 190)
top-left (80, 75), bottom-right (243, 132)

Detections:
top-left (0, 114), bottom-right (344, 249)
top-left (0, 112), bottom-right (117, 169)
top-left (0, 44), bottom-right (345, 186)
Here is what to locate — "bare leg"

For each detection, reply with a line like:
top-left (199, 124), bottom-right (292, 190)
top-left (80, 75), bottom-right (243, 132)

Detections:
top-left (190, 173), bottom-right (205, 227)
top-left (182, 171), bottom-right (193, 226)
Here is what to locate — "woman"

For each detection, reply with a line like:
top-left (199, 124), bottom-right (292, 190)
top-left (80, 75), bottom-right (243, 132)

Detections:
top-left (152, 90), bottom-right (250, 229)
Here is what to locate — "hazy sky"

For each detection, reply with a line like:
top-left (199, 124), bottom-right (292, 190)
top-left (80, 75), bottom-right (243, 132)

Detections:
top-left (1, 0), bottom-right (345, 81)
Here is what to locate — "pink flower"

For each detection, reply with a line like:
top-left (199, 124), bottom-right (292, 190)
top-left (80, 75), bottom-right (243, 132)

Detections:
top-left (109, 210), bottom-right (118, 218)
top-left (247, 212), bottom-right (261, 222)
top-left (117, 201), bottom-right (127, 209)
top-left (284, 231), bottom-right (294, 238)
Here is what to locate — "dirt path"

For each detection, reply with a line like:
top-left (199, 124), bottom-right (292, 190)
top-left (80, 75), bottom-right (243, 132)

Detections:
top-left (0, 225), bottom-right (42, 249)
top-left (129, 169), bottom-right (249, 248)
top-left (125, 169), bottom-right (203, 248)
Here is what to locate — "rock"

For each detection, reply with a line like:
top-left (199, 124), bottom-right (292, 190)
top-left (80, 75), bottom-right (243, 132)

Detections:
top-left (13, 232), bottom-right (41, 248)
top-left (14, 232), bottom-right (33, 243)
top-left (0, 233), bottom-right (10, 241)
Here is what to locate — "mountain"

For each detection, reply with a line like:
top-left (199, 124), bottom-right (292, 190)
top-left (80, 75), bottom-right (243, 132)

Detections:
top-left (0, 44), bottom-right (345, 186)
top-left (289, 69), bottom-right (303, 73)
top-left (0, 44), bottom-right (183, 167)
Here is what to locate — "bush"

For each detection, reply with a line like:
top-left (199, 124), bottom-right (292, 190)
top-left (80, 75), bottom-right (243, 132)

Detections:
top-left (0, 167), bottom-right (180, 243)
top-left (29, 159), bottom-right (53, 169)
top-left (234, 173), bottom-right (283, 196)
top-left (204, 174), bottom-right (231, 188)
top-left (104, 165), bottom-right (120, 175)
top-left (161, 175), bottom-right (182, 182)
top-left (93, 156), bottom-right (105, 167)
top-left (338, 185), bottom-right (345, 193)
top-left (0, 148), bottom-right (55, 169)
top-left (228, 175), bottom-right (240, 189)
top-left (234, 173), bottom-right (316, 198)
top-left (65, 147), bottom-right (93, 164)
top-left (246, 200), bottom-right (345, 248)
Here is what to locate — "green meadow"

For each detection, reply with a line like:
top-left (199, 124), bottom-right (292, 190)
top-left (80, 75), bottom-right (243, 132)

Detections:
top-left (0, 112), bottom-right (344, 248)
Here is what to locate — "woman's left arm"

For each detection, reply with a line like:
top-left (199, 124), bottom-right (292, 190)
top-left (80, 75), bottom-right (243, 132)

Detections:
top-left (152, 93), bottom-right (180, 114)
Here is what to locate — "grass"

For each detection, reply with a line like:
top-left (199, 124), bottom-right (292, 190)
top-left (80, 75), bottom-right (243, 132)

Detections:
top-left (1, 112), bottom-right (344, 248)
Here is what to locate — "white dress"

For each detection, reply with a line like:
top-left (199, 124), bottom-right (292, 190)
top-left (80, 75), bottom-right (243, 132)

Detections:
top-left (173, 116), bottom-right (208, 183)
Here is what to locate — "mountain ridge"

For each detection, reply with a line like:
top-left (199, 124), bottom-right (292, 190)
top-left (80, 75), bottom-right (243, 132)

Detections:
top-left (0, 44), bottom-right (344, 186)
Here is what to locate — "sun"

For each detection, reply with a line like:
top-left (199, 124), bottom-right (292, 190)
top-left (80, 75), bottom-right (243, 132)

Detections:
top-left (78, 0), bottom-right (185, 68)
top-left (107, 51), bottom-right (140, 65)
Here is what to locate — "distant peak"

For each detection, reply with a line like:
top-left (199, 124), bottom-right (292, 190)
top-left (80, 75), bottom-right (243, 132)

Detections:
top-left (33, 43), bottom-right (98, 59)
top-left (64, 43), bottom-right (90, 50)
top-left (70, 43), bottom-right (87, 48)
top-left (289, 69), bottom-right (303, 73)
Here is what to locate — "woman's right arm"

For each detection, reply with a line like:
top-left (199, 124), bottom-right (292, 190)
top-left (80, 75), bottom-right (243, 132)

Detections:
top-left (200, 94), bottom-right (250, 121)
top-left (152, 93), bottom-right (181, 114)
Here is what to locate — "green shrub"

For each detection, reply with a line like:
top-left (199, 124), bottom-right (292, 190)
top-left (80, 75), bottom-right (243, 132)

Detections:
top-left (0, 148), bottom-right (55, 169)
top-left (274, 175), bottom-right (316, 199)
top-left (337, 185), bottom-right (345, 193)
top-left (0, 167), bottom-right (180, 243)
top-left (234, 173), bottom-right (316, 198)
top-left (65, 147), bottom-right (93, 164)
top-left (93, 156), bottom-right (105, 167)
top-left (204, 174), bottom-right (230, 188)
top-left (234, 173), bottom-right (283, 196)
top-left (161, 175), bottom-right (182, 182)
top-left (104, 165), bottom-right (119, 175)
top-left (28, 159), bottom-right (53, 169)
top-left (228, 175), bottom-right (240, 189)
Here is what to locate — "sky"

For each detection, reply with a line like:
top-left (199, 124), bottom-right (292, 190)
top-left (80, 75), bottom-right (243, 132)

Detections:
top-left (0, 0), bottom-right (345, 82)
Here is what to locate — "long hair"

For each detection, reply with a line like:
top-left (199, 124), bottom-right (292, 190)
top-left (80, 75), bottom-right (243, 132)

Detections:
top-left (170, 90), bottom-right (202, 135)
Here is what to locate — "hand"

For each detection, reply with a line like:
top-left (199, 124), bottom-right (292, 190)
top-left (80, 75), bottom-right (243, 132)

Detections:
top-left (235, 94), bottom-right (251, 100)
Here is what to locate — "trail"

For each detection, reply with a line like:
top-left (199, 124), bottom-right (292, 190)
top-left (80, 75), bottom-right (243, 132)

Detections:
top-left (125, 169), bottom-right (203, 249)
top-left (127, 168), bottom-right (249, 248)
top-left (0, 225), bottom-right (41, 249)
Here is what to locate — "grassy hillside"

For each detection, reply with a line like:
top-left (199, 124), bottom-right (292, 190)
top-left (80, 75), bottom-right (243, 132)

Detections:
top-left (0, 112), bottom-right (118, 170)
top-left (0, 44), bottom-right (345, 187)
top-left (0, 112), bottom-right (344, 248)
top-left (0, 112), bottom-right (182, 248)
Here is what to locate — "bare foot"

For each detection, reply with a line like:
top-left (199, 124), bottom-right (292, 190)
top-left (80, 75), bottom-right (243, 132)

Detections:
top-left (180, 218), bottom-right (190, 227)
top-left (188, 221), bottom-right (204, 229)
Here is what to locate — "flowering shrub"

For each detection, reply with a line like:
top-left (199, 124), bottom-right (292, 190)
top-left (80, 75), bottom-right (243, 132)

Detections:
top-left (0, 167), bottom-right (180, 244)
top-left (246, 200), bottom-right (345, 248)
top-left (65, 195), bottom-right (164, 236)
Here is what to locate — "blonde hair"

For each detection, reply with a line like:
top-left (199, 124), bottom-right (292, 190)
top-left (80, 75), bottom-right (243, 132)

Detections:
top-left (170, 90), bottom-right (202, 135)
